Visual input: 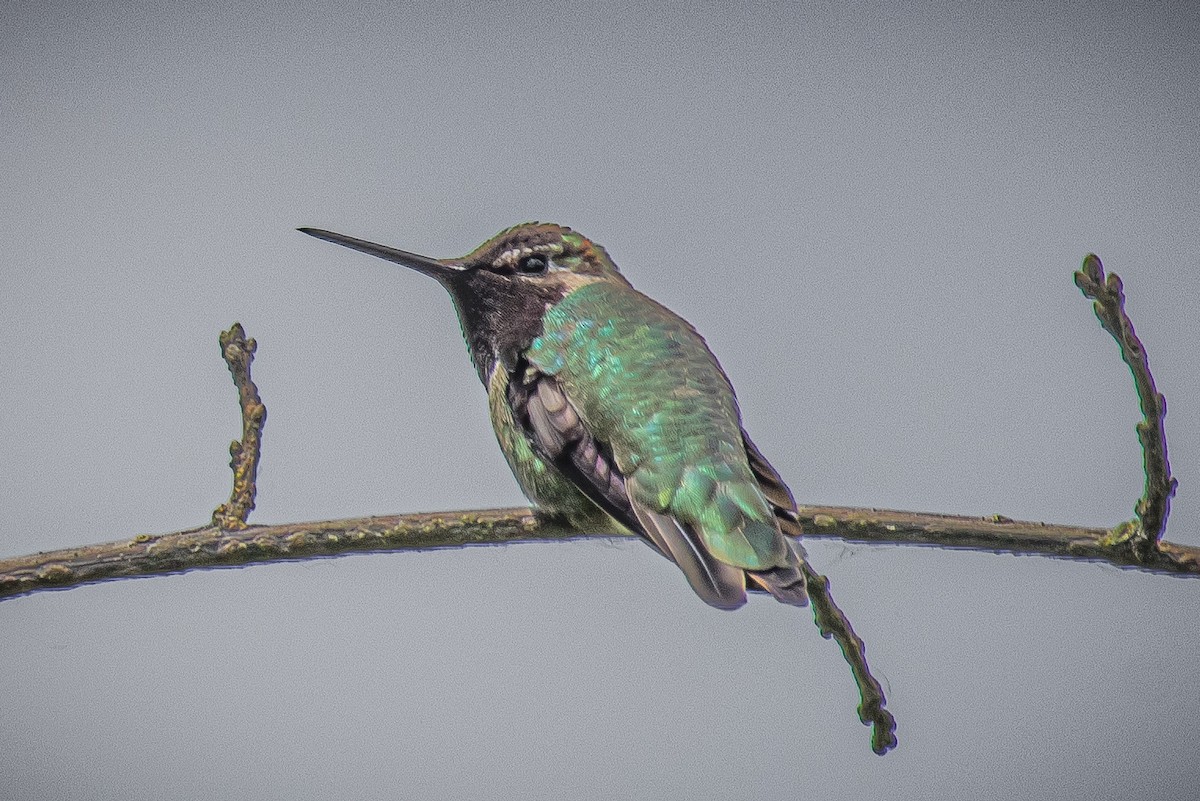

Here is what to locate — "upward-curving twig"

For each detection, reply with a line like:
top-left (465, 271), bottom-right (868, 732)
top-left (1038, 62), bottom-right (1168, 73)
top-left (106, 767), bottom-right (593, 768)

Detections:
top-left (1074, 254), bottom-right (1178, 562)
top-left (210, 323), bottom-right (266, 530)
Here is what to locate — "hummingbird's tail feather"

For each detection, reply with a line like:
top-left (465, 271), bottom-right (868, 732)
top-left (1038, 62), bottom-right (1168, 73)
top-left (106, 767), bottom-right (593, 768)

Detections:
top-left (746, 540), bottom-right (809, 607)
top-left (627, 480), bottom-right (748, 611)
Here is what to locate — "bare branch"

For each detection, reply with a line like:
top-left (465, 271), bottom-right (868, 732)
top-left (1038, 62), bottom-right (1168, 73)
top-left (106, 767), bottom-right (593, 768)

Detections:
top-left (211, 323), bottom-right (266, 530)
top-left (803, 562), bottom-right (897, 754)
top-left (801, 506), bottom-right (1200, 574)
top-left (0, 509), bottom-right (561, 600)
top-left (5, 506), bottom-right (1197, 604)
top-left (1074, 254), bottom-right (1178, 561)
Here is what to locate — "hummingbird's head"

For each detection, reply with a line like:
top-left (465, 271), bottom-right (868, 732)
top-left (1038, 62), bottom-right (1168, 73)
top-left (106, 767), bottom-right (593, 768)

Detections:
top-left (299, 222), bottom-right (630, 380)
top-left (458, 222), bottom-right (624, 282)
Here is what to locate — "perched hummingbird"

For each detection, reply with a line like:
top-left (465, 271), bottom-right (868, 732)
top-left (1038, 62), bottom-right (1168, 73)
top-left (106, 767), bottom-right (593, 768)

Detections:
top-left (299, 223), bottom-right (808, 610)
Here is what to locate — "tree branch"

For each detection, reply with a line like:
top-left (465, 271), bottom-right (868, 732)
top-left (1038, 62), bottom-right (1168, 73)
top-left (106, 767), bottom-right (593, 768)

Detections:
top-left (4, 504), bottom-right (1197, 604)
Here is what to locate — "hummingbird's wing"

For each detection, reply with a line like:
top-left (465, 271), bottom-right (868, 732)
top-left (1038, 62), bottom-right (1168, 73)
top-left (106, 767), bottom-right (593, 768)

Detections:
top-left (511, 368), bottom-right (748, 609)
top-left (738, 431), bottom-right (810, 603)
top-left (741, 430), bottom-right (805, 541)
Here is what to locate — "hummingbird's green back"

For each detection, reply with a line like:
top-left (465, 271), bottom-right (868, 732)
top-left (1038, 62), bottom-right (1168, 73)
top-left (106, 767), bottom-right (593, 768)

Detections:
top-left (528, 281), bottom-right (788, 572)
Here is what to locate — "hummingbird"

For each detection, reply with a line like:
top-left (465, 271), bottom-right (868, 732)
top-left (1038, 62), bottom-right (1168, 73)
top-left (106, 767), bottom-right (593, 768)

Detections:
top-left (299, 223), bottom-right (808, 610)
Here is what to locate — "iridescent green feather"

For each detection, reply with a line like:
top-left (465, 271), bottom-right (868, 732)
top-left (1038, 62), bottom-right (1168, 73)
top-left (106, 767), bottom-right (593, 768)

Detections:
top-left (528, 281), bottom-right (787, 571)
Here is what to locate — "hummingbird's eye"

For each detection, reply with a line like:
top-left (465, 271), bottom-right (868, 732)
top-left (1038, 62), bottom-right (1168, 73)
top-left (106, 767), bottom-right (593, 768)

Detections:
top-left (517, 254), bottom-right (549, 274)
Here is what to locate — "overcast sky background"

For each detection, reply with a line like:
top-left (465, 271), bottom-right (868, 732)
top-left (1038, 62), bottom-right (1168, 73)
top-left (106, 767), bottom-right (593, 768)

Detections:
top-left (2, 1), bottom-right (1199, 799)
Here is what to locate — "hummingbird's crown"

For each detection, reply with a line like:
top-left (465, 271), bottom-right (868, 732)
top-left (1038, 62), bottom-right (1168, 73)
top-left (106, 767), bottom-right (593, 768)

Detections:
top-left (465, 222), bottom-right (621, 276)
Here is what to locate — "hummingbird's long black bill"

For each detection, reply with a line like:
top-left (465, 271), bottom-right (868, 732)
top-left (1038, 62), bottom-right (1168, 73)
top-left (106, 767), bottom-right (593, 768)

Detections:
top-left (298, 227), bottom-right (461, 279)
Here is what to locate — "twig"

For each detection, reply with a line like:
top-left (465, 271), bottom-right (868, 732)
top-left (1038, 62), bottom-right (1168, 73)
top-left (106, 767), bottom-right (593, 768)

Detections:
top-left (1074, 254), bottom-right (1178, 561)
top-left (211, 323), bottom-right (266, 529)
top-left (803, 562), bottom-right (897, 754)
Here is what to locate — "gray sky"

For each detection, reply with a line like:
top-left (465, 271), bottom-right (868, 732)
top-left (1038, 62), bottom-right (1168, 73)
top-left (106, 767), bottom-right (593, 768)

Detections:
top-left (2, 1), bottom-right (1198, 799)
